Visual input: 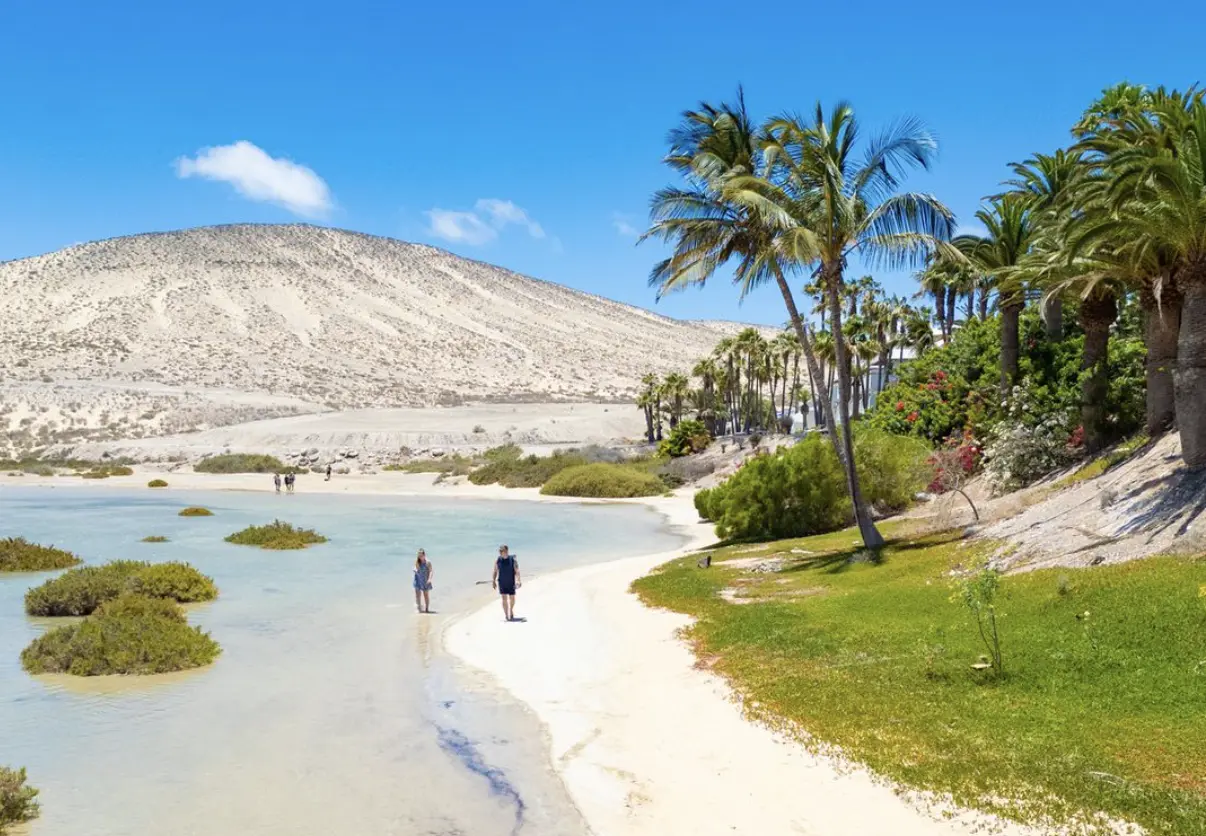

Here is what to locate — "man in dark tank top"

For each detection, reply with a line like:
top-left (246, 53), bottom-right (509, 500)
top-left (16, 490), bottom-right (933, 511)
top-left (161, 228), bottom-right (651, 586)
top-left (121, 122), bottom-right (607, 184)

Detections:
top-left (492, 544), bottom-right (521, 621)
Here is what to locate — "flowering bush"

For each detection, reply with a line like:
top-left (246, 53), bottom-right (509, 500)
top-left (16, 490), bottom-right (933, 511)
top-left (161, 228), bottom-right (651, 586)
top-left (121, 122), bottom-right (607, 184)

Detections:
top-left (982, 390), bottom-right (1077, 494)
top-left (869, 368), bottom-right (979, 445)
top-left (926, 431), bottom-right (981, 493)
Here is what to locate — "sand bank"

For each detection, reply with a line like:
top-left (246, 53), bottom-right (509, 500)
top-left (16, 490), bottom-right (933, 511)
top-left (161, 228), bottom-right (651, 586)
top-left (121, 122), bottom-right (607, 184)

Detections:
top-left (446, 493), bottom-right (1041, 836)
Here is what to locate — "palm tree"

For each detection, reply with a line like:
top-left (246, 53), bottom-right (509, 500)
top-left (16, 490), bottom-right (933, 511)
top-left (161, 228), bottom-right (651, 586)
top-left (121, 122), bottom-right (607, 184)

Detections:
top-left (1092, 98), bottom-right (1206, 467)
top-left (637, 373), bottom-right (658, 443)
top-left (958, 194), bottom-right (1037, 391)
top-left (749, 103), bottom-right (957, 547)
top-left (691, 357), bottom-right (721, 434)
top-left (661, 372), bottom-right (691, 429)
top-left (642, 93), bottom-right (885, 547)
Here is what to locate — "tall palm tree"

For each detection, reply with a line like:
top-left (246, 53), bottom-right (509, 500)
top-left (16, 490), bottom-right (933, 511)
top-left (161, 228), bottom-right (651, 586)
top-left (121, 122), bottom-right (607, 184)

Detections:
top-left (1092, 98), bottom-right (1206, 467)
top-left (641, 92), bottom-right (878, 544)
top-left (661, 372), bottom-right (691, 429)
top-left (747, 103), bottom-right (957, 547)
top-left (637, 373), bottom-right (659, 443)
top-left (958, 194), bottom-right (1037, 391)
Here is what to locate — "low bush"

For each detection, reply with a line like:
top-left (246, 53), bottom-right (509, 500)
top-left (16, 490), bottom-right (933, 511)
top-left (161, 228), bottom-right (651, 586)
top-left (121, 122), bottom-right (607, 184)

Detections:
top-left (694, 487), bottom-right (716, 521)
top-left (20, 594), bottom-right (220, 676)
top-left (656, 455), bottom-right (716, 489)
top-left (540, 463), bottom-right (665, 498)
top-left (178, 506), bottom-right (213, 517)
top-left (141, 536), bottom-right (169, 543)
top-left (24, 561), bottom-right (217, 616)
top-left (700, 428), bottom-right (931, 541)
top-left (470, 450), bottom-right (589, 488)
top-left (194, 453), bottom-right (287, 474)
top-left (80, 465), bottom-right (135, 479)
top-left (0, 766), bottom-right (40, 832)
top-left (0, 538), bottom-right (82, 572)
top-left (658, 420), bottom-right (712, 458)
top-left (224, 520), bottom-right (328, 550)
top-left (24, 466), bottom-right (54, 477)
top-left (383, 455), bottom-right (476, 475)
top-left (147, 479), bottom-right (168, 488)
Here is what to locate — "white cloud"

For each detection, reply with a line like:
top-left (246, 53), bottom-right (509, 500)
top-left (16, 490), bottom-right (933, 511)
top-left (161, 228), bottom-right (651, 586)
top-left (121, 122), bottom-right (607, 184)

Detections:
top-left (174, 141), bottom-right (332, 217)
top-left (425, 209), bottom-right (498, 245)
top-left (425, 197), bottom-right (546, 246)
top-left (611, 212), bottom-right (639, 237)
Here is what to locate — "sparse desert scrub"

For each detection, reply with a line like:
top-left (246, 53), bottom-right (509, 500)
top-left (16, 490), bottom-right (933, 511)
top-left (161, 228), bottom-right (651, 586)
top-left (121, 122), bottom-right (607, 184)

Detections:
top-left (141, 535), bottom-right (169, 543)
top-left (194, 453), bottom-right (287, 474)
top-left (0, 765), bottom-right (40, 832)
top-left (24, 561), bottom-right (218, 616)
top-left (540, 463), bottom-right (664, 498)
top-left (224, 520), bottom-right (328, 550)
top-left (0, 538), bottom-right (82, 572)
top-left (147, 478), bottom-right (168, 488)
top-left (79, 465), bottom-right (134, 479)
top-left (20, 594), bottom-right (220, 676)
top-left (178, 506), bottom-right (213, 517)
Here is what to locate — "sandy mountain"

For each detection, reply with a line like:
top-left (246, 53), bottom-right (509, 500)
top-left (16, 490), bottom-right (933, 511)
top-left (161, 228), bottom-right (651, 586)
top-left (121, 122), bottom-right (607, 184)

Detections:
top-left (0, 224), bottom-right (766, 453)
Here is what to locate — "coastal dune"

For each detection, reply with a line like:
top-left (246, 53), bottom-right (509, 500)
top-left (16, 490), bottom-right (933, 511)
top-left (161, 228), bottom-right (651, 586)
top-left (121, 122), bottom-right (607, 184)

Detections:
top-left (446, 495), bottom-right (1038, 836)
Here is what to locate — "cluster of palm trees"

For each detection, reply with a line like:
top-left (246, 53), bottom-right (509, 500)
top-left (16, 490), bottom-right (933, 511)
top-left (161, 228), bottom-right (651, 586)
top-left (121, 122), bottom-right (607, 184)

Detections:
top-left (921, 84), bottom-right (1206, 462)
top-left (642, 92), bottom-right (955, 549)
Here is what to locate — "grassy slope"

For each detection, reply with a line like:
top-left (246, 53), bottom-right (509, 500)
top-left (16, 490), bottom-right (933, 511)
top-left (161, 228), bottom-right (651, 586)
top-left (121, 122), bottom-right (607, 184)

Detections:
top-left (632, 523), bottom-right (1206, 835)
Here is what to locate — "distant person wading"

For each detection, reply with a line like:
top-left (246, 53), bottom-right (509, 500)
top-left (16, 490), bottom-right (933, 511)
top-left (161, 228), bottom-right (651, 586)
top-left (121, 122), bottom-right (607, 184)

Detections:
top-left (413, 549), bottom-right (433, 613)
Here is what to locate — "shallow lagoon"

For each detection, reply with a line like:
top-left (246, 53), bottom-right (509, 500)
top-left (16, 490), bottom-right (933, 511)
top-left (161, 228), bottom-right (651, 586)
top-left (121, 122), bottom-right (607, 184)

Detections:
top-left (0, 485), bottom-right (682, 835)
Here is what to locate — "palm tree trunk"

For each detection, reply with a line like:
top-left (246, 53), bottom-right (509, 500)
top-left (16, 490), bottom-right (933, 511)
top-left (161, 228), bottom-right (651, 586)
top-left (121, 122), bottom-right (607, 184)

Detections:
top-left (964, 291), bottom-right (975, 322)
top-left (1000, 299), bottom-right (1024, 391)
top-left (1044, 296), bottom-right (1063, 341)
top-left (1080, 291), bottom-right (1117, 455)
top-left (978, 286), bottom-right (989, 320)
top-left (934, 286), bottom-right (947, 342)
top-left (1141, 284), bottom-right (1181, 436)
top-left (1176, 260), bottom-right (1206, 469)
top-left (946, 292), bottom-right (957, 340)
top-left (822, 263), bottom-right (885, 550)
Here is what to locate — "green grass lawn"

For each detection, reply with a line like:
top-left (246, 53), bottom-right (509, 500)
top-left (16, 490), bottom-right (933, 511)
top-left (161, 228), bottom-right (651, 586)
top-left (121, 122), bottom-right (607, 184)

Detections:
top-left (632, 524), bottom-right (1206, 835)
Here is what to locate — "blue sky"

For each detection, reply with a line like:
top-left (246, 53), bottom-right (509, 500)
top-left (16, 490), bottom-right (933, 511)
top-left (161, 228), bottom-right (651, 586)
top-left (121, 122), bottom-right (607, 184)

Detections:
top-left (1, 1), bottom-right (1201, 326)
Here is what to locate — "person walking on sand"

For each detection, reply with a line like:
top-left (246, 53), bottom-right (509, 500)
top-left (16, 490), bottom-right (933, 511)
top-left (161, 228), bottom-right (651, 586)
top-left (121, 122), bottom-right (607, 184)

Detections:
top-left (285, 472), bottom-right (295, 493)
top-left (325, 463), bottom-right (332, 482)
top-left (413, 549), bottom-right (433, 613)
top-left (273, 473), bottom-right (282, 493)
top-left (492, 545), bottom-right (521, 621)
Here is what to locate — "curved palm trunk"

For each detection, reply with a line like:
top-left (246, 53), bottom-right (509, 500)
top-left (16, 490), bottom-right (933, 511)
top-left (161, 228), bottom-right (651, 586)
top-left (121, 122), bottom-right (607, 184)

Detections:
top-left (945, 292), bottom-right (957, 340)
top-left (1080, 291), bottom-right (1117, 455)
top-left (934, 286), bottom-right (947, 342)
top-left (1141, 284), bottom-right (1181, 436)
top-left (1000, 300), bottom-right (1024, 391)
top-left (1044, 296), bottom-right (1063, 341)
top-left (821, 265), bottom-right (885, 550)
top-left (978, 287), bottom-right (990, 321)
top-left (1176, 260), bottom-right (1206, 469)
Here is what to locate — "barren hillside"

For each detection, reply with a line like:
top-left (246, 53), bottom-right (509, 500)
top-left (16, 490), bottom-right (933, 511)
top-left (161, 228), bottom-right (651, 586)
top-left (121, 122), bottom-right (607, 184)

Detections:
top-left (0, 224), bottom-right (762, 452)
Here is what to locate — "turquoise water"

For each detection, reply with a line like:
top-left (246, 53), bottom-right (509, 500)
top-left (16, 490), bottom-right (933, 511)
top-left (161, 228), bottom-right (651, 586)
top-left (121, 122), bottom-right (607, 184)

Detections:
top-left (0, 486), bottom-right (683, 835)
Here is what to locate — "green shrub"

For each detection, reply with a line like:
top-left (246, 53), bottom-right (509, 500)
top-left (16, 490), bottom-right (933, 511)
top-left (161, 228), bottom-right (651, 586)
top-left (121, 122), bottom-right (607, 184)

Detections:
top-left (178, 506), bottom-right (213, 517)
top-left (658, 420), bottom-right (712, 458)
top-left (0, 538), bottom-right (82, 572)
top-left (470, 450), bottom-right (589, 488)
top-left (24, 466), bottom-right (54, 477)
top-left (80, 465), bottom-right (135, 479)
top-left (20, 595), bottom-right (220, 676)
top-left (194, 453), bottom-right (287, 474)
top-left (540, 463), bottom-right (665, 498)
top-left (148, 479), bottom-right (168, 488)
top-left (383, 455), bottom-right (476, 475)
top-left (0, 766), bottom-right (40, 831)
top-left (24, 561), bottom-right (217, 616)
top-left (694, 487), bottom-right (716, 521)
top-left (700, 428), bottom-right (930, 541)
top-left (80, 470), bottom-right (109, 479)
top-left (141, 536), bottom-right (169, 543)
top-left (224, 520), bottom-right (328, 550)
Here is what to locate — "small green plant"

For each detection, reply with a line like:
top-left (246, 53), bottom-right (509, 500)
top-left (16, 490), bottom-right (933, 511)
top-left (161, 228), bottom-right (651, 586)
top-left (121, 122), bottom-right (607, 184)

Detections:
top-left (957, 564), bottom-right (1004, 677)
top-left (540, 463), bottom-right (664, 498)
top-left (81, 465), bottom-right (135, 479)
top-left (24, 561), bottom-right (218, 616)
top-left (141, 535), bottom-right (169, 543)
top-left (224, 520), bottom-right (328, 550)
top-left (20, 594), bottom-right (220, 676)
top-left (148, 478), bottom-right (168, 488)
top-left (0, 766), bottom-right (40, 832)
top-left (0, 538), bottom-right (83, 572)
top-left (178, 506), bottom-right (213, 517)
top-left (194, 453), bottom-right (288, 474)
top-left (658, 420), bottom-right (712, 458)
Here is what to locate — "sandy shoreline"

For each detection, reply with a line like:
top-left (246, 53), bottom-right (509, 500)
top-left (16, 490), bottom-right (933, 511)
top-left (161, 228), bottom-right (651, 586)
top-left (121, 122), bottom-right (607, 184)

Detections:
top-left (5, 467), bottom-right (1038, 834)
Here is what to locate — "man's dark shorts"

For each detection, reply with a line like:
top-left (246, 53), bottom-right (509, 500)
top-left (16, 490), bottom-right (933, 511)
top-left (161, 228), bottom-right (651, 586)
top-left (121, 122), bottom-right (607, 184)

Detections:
top-left (498, 581), bottom-right (516, 596)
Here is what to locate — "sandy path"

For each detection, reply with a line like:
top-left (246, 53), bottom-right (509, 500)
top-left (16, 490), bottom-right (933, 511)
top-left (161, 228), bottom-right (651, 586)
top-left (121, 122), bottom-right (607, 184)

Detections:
top-left (445, 494), bottom-right (1040, 836)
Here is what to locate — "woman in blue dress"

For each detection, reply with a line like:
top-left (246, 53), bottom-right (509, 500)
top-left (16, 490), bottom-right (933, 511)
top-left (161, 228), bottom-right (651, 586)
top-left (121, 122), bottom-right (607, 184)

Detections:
top-left (413, 549), bottom-right (433, 613)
